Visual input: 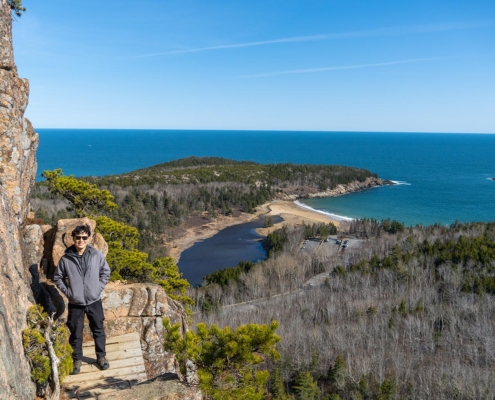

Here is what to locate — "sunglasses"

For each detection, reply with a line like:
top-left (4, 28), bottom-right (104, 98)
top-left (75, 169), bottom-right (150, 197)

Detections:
top-left (74, 235), bottom-right (89, 241)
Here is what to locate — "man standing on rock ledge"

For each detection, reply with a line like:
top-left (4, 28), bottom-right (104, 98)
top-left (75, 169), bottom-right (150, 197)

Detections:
top-left (54, 224), bottom-right (111, 375)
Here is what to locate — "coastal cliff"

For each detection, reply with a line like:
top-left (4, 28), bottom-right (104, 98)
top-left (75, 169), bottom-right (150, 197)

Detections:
top-left (0, 1), bottom-right (39, 398)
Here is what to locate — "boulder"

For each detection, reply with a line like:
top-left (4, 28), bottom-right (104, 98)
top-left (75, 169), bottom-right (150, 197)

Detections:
top-left (93, 282), bottom-right (189, 379)
top-left (49, 217), bottom-right (107, 277)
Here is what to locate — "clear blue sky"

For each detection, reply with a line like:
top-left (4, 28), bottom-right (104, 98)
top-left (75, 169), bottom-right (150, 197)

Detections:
top-left (12, 0), bottom-right (495, 132)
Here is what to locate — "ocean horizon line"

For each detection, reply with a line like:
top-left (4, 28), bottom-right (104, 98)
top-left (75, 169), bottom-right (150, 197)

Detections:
top-left (34, 128), bottom-right (495, 135)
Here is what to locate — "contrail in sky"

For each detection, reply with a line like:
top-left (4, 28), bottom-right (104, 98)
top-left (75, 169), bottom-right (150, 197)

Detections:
top-left (132, 20), bottom-right (493, 58)
top-left (239, 55), bottom-right (470, 78)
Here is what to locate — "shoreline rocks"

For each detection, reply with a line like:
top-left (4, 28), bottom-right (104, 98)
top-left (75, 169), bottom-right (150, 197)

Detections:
top-left (305, 177), bottom-right (394, 198)
top-left (277, 177), bottom-right (394, 200)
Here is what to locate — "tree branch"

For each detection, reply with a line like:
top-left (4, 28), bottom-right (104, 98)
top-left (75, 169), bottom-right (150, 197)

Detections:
top-left (42, 313), bottom-right (60, 400)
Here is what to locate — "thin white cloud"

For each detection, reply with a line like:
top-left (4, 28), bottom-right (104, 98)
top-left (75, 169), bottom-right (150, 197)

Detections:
top-left (240, 55), bottom-right (466, 78)
top-left (132, 20), bottom-right (493, 58)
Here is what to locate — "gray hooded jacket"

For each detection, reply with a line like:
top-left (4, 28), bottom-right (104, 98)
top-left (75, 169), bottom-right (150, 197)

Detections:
top-left (54, 245), bottom-right (111, 306)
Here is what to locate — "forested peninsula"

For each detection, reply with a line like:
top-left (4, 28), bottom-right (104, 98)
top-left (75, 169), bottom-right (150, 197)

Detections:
top-left (32, 157), bottom-right (386, 259)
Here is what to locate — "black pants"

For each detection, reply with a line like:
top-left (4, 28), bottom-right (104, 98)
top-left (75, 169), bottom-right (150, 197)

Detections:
top-left (67, 299), bottom-right (106, 361)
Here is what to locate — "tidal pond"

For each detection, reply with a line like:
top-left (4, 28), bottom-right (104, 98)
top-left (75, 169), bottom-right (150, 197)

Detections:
top-left (178, 216), bottom-right (282, 286)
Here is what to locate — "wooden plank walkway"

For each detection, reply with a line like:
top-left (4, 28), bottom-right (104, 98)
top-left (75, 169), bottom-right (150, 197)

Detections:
top-left (63, 332), bottom-right (147, 399)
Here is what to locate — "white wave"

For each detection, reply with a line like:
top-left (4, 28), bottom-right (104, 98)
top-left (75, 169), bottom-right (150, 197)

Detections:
top-left (390, 180), bottom-right (411, 186)
top-left (487, 177), bottom-right (495, 181)
top-left (294, 200), bottom-right (355, 222)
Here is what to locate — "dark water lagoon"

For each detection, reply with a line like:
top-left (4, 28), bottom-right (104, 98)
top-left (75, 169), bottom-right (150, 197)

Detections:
top-left (178, 216), bottom-right (282, 286)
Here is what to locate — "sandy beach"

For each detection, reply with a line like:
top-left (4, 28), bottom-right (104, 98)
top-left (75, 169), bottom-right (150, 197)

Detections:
top-left (168, 200), bottom-right (340, 263)
top-left (255, 200), bottom-right (340, 236)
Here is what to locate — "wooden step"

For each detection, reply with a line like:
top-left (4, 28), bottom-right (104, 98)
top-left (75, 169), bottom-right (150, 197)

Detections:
top-left (63, 333), bottom-right (147, 398)
top-left (82, 332), bottom-right (140, 347)
top-left (77, 356), bottom-right (144, 374)
top-left (65, 364), bottom-right (146, 385)
top-left (82, 340), bottom-right (142, 358)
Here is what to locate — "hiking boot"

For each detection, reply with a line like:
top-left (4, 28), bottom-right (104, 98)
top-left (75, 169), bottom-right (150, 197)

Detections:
top-left (97, 356), bottom-right (110, 370)
top-left (71, 359), bottom-right (82, 375)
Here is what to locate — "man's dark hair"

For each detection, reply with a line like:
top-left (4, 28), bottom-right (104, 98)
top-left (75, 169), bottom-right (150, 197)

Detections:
top-left (72, 224), bottom-right (91, 237)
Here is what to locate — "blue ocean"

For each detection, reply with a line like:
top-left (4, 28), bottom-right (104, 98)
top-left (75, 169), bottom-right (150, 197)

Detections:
top-left (36, 129), bottom-right (495, 226)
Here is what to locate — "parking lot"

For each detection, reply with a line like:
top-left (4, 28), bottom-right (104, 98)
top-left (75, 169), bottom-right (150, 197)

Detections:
top-left (301, 235), bottom-right (361, 254)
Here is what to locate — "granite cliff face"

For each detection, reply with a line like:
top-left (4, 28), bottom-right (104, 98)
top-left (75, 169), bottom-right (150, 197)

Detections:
top-left (0, 1), bottom-right (39, 399)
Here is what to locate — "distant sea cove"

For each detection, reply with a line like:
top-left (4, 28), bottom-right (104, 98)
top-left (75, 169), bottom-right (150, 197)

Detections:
top-left (37, 129), bottom-right (495, 226)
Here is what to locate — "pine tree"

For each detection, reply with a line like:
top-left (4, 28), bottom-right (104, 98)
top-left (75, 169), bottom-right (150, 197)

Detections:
top-left (327, 354), bottom-right (346, 392)
top-left (163, 319), bottom-right (281, 399)
top-left (294, 371), bottom-right (320, 400)
top-left (153, 257), bottom-right (192, 305)
top-left (42, 169), bottom-right (116, 217)
top-left (270, 368), bottom-right (291, 400)
top-left (378, 375), bottom-right (397, 400)
top-left (8, 0), bottom-right (25, 17)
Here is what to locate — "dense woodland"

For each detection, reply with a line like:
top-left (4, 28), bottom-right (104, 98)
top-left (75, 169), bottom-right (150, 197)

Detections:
top-left (193, 220), bottom-right (495, 399)
top-left (31, 157), bottom-right (376, 258)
